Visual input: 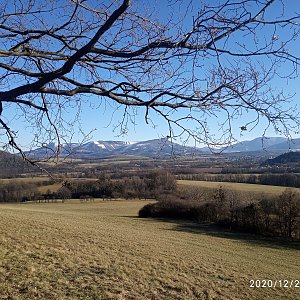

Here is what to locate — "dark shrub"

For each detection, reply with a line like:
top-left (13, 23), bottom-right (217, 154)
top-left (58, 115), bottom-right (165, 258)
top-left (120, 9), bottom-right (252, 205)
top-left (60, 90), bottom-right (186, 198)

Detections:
top-left (138, 203), bottom-right (159, 218)
top-left (139, 200), bottom-right (194, 220)
top-left (192, 202), bottom-right (218, 223)
top-left (138, 186), bottom-right (300, 240)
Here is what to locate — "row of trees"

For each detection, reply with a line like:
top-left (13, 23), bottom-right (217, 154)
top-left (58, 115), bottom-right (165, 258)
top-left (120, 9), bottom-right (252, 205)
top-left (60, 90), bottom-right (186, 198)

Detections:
top-left (0, 171), bottom-right (176, 202)
top-left (58, 171), bottom-right (176, 200)
top-left (0, 182), bottom-right (41, 202)
top-left (139, 187), bottom-right (300, 240)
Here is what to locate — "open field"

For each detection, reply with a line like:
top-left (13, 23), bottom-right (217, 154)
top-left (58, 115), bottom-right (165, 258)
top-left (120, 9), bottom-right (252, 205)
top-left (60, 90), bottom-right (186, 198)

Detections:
top-left (0, 200), bottom-right (299, 299)
top-left (0, 177), bottom-right (51, 184)
top-left (178, 180), bottom-right (300, 195)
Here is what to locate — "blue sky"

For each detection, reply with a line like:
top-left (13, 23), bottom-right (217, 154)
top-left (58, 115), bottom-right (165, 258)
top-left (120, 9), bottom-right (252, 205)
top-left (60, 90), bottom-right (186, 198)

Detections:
top-left (69, 0), bottom-right (300, 146)
top-left (1, 0), bottom-right (300, 150)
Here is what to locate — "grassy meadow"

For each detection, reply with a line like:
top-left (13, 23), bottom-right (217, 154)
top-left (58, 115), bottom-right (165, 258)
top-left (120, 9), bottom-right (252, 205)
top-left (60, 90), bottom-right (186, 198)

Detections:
top-left (0, 200), bottom-right (299, 300)
top-left (177, 180), bottom-right (299, 195)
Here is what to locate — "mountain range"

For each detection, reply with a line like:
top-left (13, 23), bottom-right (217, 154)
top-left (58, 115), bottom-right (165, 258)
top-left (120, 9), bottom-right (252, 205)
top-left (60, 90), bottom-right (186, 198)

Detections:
top-left (26, 138), bottom-right (199, 159)
top-left (25, 137), bottom-right (300, 159)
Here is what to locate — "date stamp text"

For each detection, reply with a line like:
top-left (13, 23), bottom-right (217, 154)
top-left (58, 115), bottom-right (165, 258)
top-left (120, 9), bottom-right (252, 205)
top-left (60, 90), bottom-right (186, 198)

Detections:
top-left (250, 279), bottom-right (299, 288)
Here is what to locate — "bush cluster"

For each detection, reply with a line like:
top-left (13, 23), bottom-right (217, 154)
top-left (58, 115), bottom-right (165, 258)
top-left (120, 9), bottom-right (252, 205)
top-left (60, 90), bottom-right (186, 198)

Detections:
top-left (139, 187), bottom-right (300, 240)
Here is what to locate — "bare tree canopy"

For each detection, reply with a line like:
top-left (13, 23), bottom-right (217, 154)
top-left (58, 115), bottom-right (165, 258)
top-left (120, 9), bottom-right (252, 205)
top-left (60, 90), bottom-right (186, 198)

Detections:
top-left (0, 0), bottom-right (299, 158)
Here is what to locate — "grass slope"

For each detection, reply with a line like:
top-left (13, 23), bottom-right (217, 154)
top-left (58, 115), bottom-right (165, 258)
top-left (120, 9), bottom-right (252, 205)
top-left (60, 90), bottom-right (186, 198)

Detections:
top-left (0, 201), bottom-right (299, 299)
top-left (178, 180), bottom-right (299, 195)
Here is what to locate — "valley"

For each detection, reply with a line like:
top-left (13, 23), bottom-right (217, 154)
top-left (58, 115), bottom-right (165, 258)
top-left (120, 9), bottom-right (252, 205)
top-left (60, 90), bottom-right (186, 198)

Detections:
top-left (1, 137), bottom-right (300, 299)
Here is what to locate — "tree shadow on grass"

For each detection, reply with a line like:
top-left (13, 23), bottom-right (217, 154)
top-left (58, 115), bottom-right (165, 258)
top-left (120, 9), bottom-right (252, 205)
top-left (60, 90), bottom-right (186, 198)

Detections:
top-left (134, 216), bottom-right (300, 251)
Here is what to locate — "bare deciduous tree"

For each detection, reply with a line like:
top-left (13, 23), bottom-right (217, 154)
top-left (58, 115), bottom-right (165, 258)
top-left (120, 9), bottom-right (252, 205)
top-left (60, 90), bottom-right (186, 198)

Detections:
top-left (0, 0), bottom-right (299, 160)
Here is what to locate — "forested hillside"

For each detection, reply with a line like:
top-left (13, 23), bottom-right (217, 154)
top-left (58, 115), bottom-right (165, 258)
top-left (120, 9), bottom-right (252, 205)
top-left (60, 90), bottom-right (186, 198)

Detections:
top-left (0, 151), bottom-right (35, 178)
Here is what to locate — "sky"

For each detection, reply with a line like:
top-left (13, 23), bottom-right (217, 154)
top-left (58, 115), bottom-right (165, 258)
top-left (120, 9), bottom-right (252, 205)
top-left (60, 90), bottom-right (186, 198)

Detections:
top-left (65, 0), bottom-right (300, 145)
top-left (1, 0), bottom-right (300, 150)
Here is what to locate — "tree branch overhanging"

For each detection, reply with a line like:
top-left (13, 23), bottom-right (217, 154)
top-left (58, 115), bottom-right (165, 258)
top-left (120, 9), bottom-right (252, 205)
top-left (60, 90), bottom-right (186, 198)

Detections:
top-left (0, 0), bottom-right (299, 161)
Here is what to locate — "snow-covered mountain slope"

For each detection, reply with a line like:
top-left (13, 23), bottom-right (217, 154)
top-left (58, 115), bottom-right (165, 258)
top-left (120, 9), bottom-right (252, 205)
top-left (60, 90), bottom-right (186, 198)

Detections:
top-left (25, 136), bottom-right (299, 159)
top-left (223, 137), bottom-right (288, 153)
top-left (26, 138), bottom-right (200, 158)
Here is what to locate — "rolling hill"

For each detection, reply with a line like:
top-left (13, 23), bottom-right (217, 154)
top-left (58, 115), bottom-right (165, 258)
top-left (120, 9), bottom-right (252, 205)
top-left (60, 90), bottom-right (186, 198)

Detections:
top-left (265, 151), bottom-right (300, 165)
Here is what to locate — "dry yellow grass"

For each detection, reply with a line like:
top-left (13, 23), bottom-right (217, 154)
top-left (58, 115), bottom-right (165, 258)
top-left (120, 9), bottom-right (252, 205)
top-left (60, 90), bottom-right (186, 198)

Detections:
top-left (36, 183), bottom-right (63, 194)
top-left (178, 180), bottom-right (300, 195)
top-left (0, 201), bottom-right (299, 299)
top-left (0, 177), bottom-right (50, 184)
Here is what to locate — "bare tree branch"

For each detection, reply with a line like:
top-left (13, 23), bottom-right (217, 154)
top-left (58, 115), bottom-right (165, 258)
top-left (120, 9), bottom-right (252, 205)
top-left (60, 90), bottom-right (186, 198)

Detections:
top-left (0, 0), bottom-right (299, 162)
